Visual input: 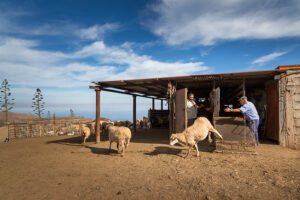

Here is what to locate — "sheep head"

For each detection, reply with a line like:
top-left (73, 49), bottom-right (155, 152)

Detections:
top-left (169, 134), bottom-right (179, 146)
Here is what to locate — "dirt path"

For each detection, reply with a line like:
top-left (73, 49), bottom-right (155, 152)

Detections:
top-left (0, 129), bottom-right (299, 200)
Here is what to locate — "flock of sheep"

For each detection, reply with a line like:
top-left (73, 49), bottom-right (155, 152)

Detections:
top-left (80, 117), bottom-right (223, 158)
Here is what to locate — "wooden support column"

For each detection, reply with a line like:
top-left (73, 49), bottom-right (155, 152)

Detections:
top-left (152, 98), bottom-right (155, 110)
top-left (168, 82), bottom-right (174, 136)
top-left (133, 95), bottom-right (137, 133)
top-left (161, 100), bottom-right (163, 110)
top-left (242, 78), bottom-right (246, 129)
top-left (95, 89), bottom-right (101, 143)
top-left (242, 78), bottom-right (246, 96)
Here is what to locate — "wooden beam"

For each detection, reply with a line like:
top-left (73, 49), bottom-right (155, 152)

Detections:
top-left (161, 99), bottom-right (163, 110)
top-left (95, 89), bottom-right (101, 143)
top-left (99, 83), bottom-right (166, 98)
top-left (124, 80), bottom-right (168, 89)
top-left (90, 86), bottom-right (166, 100)
top-left (152, 98), bottom-right (155, 110)
top-left (133, 95), bottom-right (136, 133)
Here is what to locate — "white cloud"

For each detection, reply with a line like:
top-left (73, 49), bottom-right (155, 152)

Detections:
top-left (146, 0), bottom-right (300, 46)
top-left (0, 37), bottom-right (209, 88)
top-left (77, 23), bottom-right (120, 40)
top-left (251, 51), bottom-right (287, 65)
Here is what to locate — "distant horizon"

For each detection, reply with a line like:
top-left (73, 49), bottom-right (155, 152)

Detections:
top-left (4, 101), bottom-right (165, 121)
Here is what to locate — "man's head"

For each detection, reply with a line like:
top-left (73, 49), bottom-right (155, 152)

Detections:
top-left (188, 93), bottom-right (194, 100)
top-left (239, 96), bottom-right (247, 105)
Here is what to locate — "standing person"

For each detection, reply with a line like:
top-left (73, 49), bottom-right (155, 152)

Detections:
top-left (224, 96), bottom-right (260, 145)
top-left (187, 93), bottom-right (198, 126)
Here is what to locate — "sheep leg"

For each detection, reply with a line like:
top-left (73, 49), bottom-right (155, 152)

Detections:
top-left (210, 128), bottom-right (223, 140)
top-left (125, 139), bottom-right (130, 149)
top-left (207, 132), bottom-right (213, 143)
top-left (117, 141), bottom-right (121, 153)
top-left (108, 141), bottom-right (112, 153)
top-left (121, 142), bottom-right (125, 156)
top-left (185, 145), bottom-right (193, 159)
top-left (194, 143), bottom-right (200, 157)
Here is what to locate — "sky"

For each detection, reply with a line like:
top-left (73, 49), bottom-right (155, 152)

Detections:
top-left (0, 0), bottom-right (300, 120)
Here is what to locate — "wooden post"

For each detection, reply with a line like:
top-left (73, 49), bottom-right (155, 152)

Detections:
top-left (161, 100), bottom-right (163, 110)
top-left (242, 78), bottom-right (247, 135)
top-left (26, 124), bottom-right (29, 138)
top-left (152, 98), bottom-right (155, 110)
top-left (53, 113), bottom-right (56, 136)
top-left (242, 78), bottom-right (246, 96)
top-left (133, 95), bottom-right (137, 133)
top-left (95, 89), bottom-right (101, 143)
top-left (168, 83), bottom-right (174, 136)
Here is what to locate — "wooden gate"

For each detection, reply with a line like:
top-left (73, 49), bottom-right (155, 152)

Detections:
top-left (266, 81), bottom-right (279, 141)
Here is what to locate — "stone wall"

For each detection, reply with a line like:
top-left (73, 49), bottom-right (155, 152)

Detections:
top-left (278, 70), bottom-right (300, 149)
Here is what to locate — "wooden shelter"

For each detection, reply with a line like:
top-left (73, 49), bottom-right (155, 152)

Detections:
top-left (90, 64), bottom-right (300, 150)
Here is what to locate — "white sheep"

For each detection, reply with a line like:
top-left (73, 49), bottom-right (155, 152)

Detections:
top-left (81, 124), bottom-right (91, 144)
top-left (169, 117), bottom-right (223, 158)
top-left (107, 125), bottom-right (132, 156)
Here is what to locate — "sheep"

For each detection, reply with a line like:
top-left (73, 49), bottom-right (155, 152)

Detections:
top-left (81, 124), bottom-right (91, 144)
top-left (169, 117), bottom-right (223, 158)
top-left (107, 125), bottom-right (132, 156)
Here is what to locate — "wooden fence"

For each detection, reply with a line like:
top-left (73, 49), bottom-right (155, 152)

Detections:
top-left (7, 117), bottom-right (93, 139)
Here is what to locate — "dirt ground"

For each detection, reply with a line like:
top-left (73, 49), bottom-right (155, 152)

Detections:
top-left (0, 126), bottom-right (8, 142)
top-left (0, 129), bottom-right (299, 200)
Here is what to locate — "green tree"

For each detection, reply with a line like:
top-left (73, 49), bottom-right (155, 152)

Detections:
top-left (70, 109), bottom-right (75, 117)
top-left (32, 88), bottom-right (45, 118)
top-left (0, 79), bottom-right (15, 123)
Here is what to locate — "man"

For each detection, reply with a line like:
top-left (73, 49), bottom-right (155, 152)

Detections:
top-left (187, 93), bottom-right (198, 126)
top-left (224, 96), bottom-right (260, 145)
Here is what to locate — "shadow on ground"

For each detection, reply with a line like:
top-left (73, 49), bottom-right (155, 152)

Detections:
top-left (85, 146), bottom-right (119, 155)
top-left (46, 136), bottom-right (84, 146)
top-left (144, 146), bottom-right (184, 156)
top-left (145, 143), bottom-right (215, 157)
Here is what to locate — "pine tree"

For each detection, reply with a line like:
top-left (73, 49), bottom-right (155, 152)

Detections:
top-left (0, 79), bottom-right (15, 123)
top-left (32, 88), bottom-right (45, 118)
top-left (70, 109), bottom-right (75, 117)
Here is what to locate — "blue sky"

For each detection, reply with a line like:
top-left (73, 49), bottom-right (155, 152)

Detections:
top-left (0, 0), bottom-right (300, 120)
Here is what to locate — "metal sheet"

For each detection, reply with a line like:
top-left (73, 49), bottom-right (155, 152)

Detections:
top-left (214, 117), bottom-right (253, 142)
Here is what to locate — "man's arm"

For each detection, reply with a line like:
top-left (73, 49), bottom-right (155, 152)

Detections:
top-left (224, 107), bottom-right (241, 113)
